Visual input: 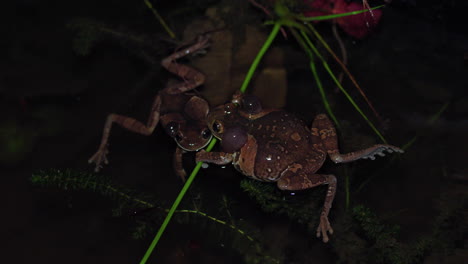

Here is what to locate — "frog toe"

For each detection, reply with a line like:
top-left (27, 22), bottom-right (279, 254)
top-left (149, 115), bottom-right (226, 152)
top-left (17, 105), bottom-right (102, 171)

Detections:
top-left (88, 148), bottom-right (109, 172)
top-left (316, 215), bottom-right (333, 243)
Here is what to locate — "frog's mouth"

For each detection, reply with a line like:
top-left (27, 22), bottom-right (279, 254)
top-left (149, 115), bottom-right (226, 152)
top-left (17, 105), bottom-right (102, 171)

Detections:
top-left (175, 135), bottom-right (213, 152)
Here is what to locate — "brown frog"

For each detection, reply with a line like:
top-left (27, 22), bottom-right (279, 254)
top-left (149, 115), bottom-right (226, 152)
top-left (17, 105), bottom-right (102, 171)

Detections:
top-left (196, 93), bottom-right (403, 242)
top-left (89, 35), bottom-right (212, 181)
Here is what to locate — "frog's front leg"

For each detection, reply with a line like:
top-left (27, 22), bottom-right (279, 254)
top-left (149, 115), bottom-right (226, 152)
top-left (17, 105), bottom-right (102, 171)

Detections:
top-left (277, 165), bottom-right (337, 243)
top-left (311, 114), bottom-right (404, 164)
top-left (196, 150), bottom-right (234, 165)
top-left (173, 147), bottom-right (187, 182)
top-left (88, 95), bottom-right (162, 172)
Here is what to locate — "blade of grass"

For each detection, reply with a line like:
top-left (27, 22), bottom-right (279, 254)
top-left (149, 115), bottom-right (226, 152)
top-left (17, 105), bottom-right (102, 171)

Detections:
top-left (297, 5), bottom-right (385, 22)
top-left (139, 139), bottom-right (217, 264)
top-left (289, 28), bottom-right (341, 128)
top-left (355, 102), bottom-right (449, 194)
top-left (309, 55), bottom-right (341, 129)
top-left (240, 22), bottom-right (281, 93)
top-left (299, 29), bottom-right (387, 143)
top-left (400, 102), bottom-right (449, 150)
top-left (307, 24), bottom-right (383, 124)
top-left (143, 0), bottom-right (176, 39)
top-left (139, 22), bottom-right (281, 264)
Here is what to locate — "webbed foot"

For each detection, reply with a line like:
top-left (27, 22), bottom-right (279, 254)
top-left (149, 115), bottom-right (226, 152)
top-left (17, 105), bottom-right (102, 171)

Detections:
top-left (360, 144), bottom-right (404, 160)
top-left (194, 34), bottom-right (211, 53)
top-left (331, 144), bottom-right (404, 163)
top-left (316, 215), bottom-right (334, 243)
top-left (88, 147), bottom-right (109, 172)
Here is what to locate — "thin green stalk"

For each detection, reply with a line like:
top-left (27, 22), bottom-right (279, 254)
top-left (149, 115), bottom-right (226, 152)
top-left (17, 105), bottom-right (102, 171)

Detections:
top-left (140, 20), bottom-right (281, 264)
top-left (139, 139), bottom-right (217, 264)
top-left (307, 23), bottom-right (382, 123)
top-left (143, 0), bottom-right (176, 39)
top-left (297, 5), bottom-right (385, 22)
top-left (356, 102), bottom-right (449, 194)
top-left (299, 29), bottom-right (387, 143)
top-left (401, 102), bottom-right (449, 150)
top-left (309, 56), bottom-right (341, 129)
top-left (240, 22), bottom-right (281, 93)
top-left (174, 209), bottom-right (256, 242)
top-left (289, 28), bottom-right (340, 128)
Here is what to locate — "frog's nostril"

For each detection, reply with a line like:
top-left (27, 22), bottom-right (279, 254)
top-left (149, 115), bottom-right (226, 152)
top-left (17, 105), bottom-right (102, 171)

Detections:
top-left (165, 122), bottom-right (179, 138)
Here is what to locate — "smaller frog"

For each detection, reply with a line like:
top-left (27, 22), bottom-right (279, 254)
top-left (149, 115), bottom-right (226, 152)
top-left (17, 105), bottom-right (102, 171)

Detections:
top-left (89, 35), bottom-right (212, 181)
top-left (196, 93), bottom-right (403, 242)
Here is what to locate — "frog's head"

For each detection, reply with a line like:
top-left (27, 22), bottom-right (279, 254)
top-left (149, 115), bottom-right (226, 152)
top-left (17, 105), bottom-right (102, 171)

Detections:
top-left (206, 102), bottom-right (240, 140)
top-left (161, 96), bottom-right (212, 151)
top-left (207, 102), bottom-right (249, 153)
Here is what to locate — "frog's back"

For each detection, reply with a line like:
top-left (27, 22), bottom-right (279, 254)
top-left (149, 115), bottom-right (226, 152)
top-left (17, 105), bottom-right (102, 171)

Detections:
top-left (246, 110), bottom-right (322, 181)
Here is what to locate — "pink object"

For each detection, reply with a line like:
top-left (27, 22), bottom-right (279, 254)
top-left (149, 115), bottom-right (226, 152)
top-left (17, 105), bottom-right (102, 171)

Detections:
top-left (303, 0), bottom-right (382, 39)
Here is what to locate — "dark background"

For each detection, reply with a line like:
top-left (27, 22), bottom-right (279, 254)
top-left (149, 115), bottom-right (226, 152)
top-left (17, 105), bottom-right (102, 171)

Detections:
top-left (2, 0), bottom-right (467, 263)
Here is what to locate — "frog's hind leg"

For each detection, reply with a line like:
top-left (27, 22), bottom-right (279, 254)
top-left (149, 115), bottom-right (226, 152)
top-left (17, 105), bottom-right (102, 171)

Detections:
top-left (162, 35), bottom-right (210, 94)
top-left (106, 94), bottom-right (162, 136)
top-left (277, 168), bottom-right (337, 243)
top-left (311, 113), bottom-right (339, 155)
top-left (88, 95), bottom-right (162, 172)
top-left (311, 114), bottom-right (404, 164)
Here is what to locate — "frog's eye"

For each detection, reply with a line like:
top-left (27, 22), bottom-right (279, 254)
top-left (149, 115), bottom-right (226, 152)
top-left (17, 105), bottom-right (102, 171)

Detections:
top-left (212, 121), bottom-right (224, 134)
top-left (174, 133), bottom-right (183, 143)
top-left (201, 128), bottom-right (212, 139)
top-left (165, 122), bottom-right (180, 138)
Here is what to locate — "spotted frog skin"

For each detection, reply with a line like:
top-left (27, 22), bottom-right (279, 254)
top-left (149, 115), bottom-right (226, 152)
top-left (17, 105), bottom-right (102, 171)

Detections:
top-left (196, 93), bottom-right (404, 242)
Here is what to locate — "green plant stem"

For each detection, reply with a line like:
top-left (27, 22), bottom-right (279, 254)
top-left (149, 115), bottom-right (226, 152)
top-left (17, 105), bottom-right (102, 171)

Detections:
top-left (307, 24), bottom-right (382, 123)
top-left (175, 209), bottom-right (256, 242)
top-left (239, 22), bottom-right (281, 93)
top-left (309, 55), bottom-right (341, 129)
top-left (297, 5), bottom-right (385, 22)
top-left (140, 7), bottom-right (390, 261)
top-left (299, 29), bottom-right (387, 143)
top-left (32, 168), bottom-right (263, 248)
top-left (140, 19), bottom-right (281, 264)
top-left (143, 0), bottom-right (176, 39)
top-left (401, 102), bottom-right (449, 150)
top-left (139, 139), bottom-right (217, 264)
top-left (289, 28), bottom-right (340, 128)
top-left (355, 103), bottom-right (448, 194)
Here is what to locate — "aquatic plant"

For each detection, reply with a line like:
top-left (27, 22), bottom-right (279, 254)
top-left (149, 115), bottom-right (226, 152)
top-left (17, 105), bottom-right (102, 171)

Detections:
top-left (240, 178), bottom-right (465, 264)
top-left (31, 169), bottom-right (280, 264)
